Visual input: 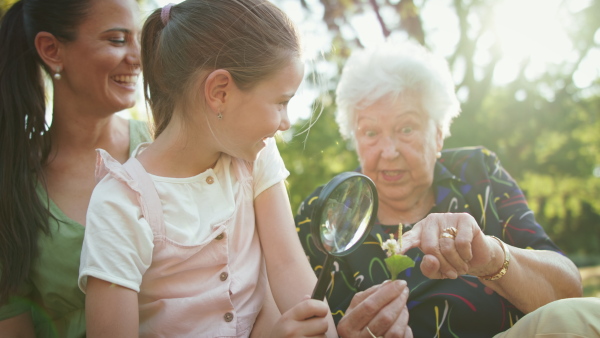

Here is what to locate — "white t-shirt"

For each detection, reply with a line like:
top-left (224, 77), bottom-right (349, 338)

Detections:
top-left (79, 137), bottom-right (289, 292)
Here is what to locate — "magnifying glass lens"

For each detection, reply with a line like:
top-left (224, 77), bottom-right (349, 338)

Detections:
top-left (310, 173), bottom-right (378, 300)
top-left (319, 177), bottom-right (374, 254)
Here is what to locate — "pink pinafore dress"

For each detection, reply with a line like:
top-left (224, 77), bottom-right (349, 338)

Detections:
top-left (96, 149), bottom-right (266, 337)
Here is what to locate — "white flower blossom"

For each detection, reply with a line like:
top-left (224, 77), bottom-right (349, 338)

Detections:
top-left (381, 234), bottom-right (401, 257)
top-left (381, 224), bottom-right (415, 281)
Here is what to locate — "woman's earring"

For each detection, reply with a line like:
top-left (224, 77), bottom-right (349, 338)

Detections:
top-left (217, 111), bottom-right (223, 120)
top-left (53, 67), bottom-right (62, 80)
top-left (436, 151), bottom-right (442, 159)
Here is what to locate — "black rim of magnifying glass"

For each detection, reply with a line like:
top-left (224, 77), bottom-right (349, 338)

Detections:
top-left (310, 172), bottom-right (378, 300)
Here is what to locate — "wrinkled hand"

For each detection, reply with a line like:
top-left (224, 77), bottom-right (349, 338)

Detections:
top-left (270, 298), bottom-right (330, 338)
top-left (337, 280), bottom-right (412, 338)
top-left (401, 213), bottom-right (503, 279)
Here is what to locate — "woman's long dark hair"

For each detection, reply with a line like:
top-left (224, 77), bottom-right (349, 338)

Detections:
top-left (0, 0), bottom-right (91, 304)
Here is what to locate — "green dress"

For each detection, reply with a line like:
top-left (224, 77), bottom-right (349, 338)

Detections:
top-left (0, 120), bottom-right (152, 338)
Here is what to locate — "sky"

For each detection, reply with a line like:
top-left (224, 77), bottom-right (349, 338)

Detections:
top-left (144, 0), bottom-right (600, 124)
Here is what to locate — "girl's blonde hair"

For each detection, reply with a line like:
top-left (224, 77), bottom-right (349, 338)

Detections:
top-left (141, 0), bottom-right (301, 138)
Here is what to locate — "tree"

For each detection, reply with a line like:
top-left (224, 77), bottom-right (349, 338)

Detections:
top-left (279, 97), bottom-right (358, 214)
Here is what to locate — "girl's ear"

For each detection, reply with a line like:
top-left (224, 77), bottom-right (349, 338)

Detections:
top-left (204, 69), bottom-right (234, 116)
top-left (35, 32), bottom-right (63, 72)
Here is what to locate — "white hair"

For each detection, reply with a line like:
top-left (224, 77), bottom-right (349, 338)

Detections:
top-left (335, 39), bottom-right (461, 141)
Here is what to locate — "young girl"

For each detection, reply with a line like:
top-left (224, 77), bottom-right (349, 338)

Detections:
top-left (78, 0), bottom-right (336, 337)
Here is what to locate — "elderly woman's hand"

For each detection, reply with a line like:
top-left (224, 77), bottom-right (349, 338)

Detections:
top-left (337, 280), bottom-right (412, 338)
top-left (400, 213), bottom-right (505, 280)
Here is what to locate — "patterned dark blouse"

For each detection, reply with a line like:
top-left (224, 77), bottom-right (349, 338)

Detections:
top-left (295, 147), bottom-right (563, 338)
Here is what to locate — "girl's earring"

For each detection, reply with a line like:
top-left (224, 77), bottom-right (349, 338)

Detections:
top-left (53, 67), bottom-right (62, 80)
top-left (217, 112), bottom-right (223, 120)
top-left (436, 151), bottom-right (442, 159)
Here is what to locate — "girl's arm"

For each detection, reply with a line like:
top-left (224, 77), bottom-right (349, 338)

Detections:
top-left (251, 283), bottom-right (281, 338)
top-left (85, 277), bottom-right (139, 337)
top-left (252, 285), bottom-right (332, 338)
top-left (255, 181), bottom-right (337, 337)
top-left (0, 312), bottom-right (35, 338)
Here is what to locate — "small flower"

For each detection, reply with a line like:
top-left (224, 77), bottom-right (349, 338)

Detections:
top-left (381, 224), bottom-right (415, 281)
top-left (381, 234), bottom-right (401, 257)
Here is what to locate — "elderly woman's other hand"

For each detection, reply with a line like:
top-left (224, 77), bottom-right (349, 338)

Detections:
top-left (337, 280), bottom-right (412, 338)
top-left (400, 213), bottom-right (505, 280)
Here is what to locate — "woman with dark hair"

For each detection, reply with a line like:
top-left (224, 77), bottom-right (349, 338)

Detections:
top-left (0, 0), bottom-right (149, 336)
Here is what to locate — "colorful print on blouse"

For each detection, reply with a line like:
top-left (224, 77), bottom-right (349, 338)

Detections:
top-left (295, 147), bottom-right (562, 338)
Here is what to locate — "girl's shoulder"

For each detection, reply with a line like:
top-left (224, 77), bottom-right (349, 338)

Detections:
top-left (92, 149), bottom-right (146, 212)
top-left (253, 137), bottom-right (286, 171)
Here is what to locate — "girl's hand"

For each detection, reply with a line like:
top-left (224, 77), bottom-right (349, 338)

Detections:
top-left (337, 280), bottom-right (412, 338)
top-left (400, 213), bottom-right (505, 280)
top-left (270, 298), bottom-right (330, 338)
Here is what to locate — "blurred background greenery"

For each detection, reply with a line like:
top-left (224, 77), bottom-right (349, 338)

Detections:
top-left (274, 0), bottom-right (600, 270)
top-left (273, 0), bottom-right (600, 296)
top-left (2, 0), bottom-right (599, 293)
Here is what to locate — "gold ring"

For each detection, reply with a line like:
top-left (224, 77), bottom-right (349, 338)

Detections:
top-left (440, 232), bottom-right (455, 240)
top-left (440, 227), bottom-right (458, 239)
top-left (366, 326), bottom-right (383, 338)
top-left (444, 227), bottom-right (458, 236)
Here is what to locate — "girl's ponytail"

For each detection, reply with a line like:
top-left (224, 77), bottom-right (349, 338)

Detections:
top-left (0, 1), bottom-right (50, 304)
top-left (141, 9), bottom-right (173, 138)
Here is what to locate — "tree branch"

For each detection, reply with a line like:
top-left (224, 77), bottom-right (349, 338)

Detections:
top-left (369, 0), bottom-right (391, 37)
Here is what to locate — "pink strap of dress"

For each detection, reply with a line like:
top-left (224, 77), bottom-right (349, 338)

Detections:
top-left (95, 149), bottom-right (164, 235)
top-left (123, 158), bottom-right (165, 235)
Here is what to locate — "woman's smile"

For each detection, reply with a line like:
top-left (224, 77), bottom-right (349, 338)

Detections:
top-left (111, 74), bottom-right (139, 89)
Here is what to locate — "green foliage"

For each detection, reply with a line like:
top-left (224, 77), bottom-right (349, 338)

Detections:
top-left (283, 0), bottom-right (600, 263)
top-left (278, 96), bottom-right (358, 214)
top-left (0, 0), bottom-right (18, 14)
top-left (445, 78), bottom-right (600, 259)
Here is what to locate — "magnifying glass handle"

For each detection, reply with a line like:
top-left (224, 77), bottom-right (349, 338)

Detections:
top-left (311, 254), bottom-right (335, 300)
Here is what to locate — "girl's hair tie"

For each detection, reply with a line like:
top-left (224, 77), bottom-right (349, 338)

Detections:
top-left (161, 3), bottom-right (174, 26)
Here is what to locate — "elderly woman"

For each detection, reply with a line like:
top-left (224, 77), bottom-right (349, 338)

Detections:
top-left (295, 40), bottom-right (582, 337)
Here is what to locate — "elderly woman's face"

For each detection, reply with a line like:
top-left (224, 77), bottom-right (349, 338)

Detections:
top-left (354, 93), bottom-right (442, 208)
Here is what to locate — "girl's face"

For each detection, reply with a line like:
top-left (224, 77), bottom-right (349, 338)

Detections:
top-left (221, 58), bottom-right (304, 161)
top-left (58, 0), bottom-right (140, 114)
top-left (354, 93), bottom-right (443, 210)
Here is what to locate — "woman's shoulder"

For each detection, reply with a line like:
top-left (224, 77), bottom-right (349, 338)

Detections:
top-left (440, 146), bottom-right (499, 162)
top-left (438, 146), bottom-right (503, 183)
top-left (440, 146), bottom-right (501, 169)
top-left (128, 119), bottom-right (153, 153)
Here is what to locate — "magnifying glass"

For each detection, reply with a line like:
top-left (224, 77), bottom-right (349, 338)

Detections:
top-left (310, 172), bottom-right (378, 300)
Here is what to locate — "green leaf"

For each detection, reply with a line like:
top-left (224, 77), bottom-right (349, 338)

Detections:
top-left (384, 254), bottom-right (415, 281)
